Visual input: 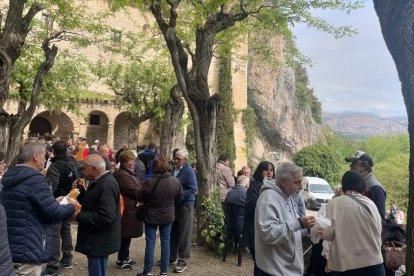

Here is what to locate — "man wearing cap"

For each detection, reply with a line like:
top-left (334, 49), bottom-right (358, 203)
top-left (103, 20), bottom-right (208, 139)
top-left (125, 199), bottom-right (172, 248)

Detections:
top-left (345, 151), bottom-right (386, 219)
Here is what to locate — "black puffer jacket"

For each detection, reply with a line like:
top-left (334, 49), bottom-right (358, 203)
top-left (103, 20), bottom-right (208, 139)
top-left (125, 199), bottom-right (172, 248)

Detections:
top-left (0, 204), bottom-right (15, 276)
top-left (243, 178), bottom-right (263, 250)
top-left (75, 172), bottom-right (121, 257)
top-left (46, 154), bottom-right (79, 197)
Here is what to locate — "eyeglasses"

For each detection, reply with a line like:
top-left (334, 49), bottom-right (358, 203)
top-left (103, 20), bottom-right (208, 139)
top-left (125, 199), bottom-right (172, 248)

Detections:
top-left (175, 157), bottom-right (184, 161)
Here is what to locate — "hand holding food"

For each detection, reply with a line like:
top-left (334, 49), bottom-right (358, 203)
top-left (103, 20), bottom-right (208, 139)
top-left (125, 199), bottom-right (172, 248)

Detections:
top-left (67, 188), bottom-right (80, 199)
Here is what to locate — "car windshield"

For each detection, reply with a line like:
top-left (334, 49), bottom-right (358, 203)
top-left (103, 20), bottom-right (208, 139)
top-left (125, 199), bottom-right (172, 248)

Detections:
top-left (309, 184), bottom-right (333, 193)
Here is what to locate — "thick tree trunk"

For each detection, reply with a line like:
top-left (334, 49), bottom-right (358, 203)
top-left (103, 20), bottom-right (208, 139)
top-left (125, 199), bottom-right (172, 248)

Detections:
top-left (190, 96), bottom-right (220, 200)
top-left (150, 0), bottom-right (246, 202)
top-left (160, 85), bottom-right (184, 160)
top-left (0, 2), bottom-right (43, 107)
top-left (373, 1), bottom-right (414, 272)
top-left (0, 108), bottom-right (36, 163)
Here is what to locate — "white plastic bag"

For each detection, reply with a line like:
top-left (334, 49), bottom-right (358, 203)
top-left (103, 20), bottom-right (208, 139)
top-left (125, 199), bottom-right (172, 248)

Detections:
top-left (309, 204), bottom-right (331, 244)
top-left (310, 217), bottom-right (331, 244)
top-left (59, 196), bottom-right (69, 205)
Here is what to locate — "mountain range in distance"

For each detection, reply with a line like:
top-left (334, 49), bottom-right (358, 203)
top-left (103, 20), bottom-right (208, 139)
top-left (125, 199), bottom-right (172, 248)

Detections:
top-left (322, 112), bottom-right (408, 140)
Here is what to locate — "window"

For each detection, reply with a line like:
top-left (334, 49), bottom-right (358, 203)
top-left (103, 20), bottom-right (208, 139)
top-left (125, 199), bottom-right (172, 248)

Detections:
top-left (41, 14), bottom-right (53, 30)
top-left (89, 115), bottom-right (100, 125)
top-left (110, 29), bottom-right (122, 44)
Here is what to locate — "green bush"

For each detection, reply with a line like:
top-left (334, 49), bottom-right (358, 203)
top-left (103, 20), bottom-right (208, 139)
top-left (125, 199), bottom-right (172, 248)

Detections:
top-left (293, 143), bottom-right (341, 184)
top-left (374, 153), bottom-right (409, 217)
top-left (200, 188), bottom-right (225, 254)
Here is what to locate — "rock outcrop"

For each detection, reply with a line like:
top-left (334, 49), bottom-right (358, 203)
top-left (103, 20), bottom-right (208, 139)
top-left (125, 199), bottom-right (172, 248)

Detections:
top-left (247, 36), bottom-right (323, 164)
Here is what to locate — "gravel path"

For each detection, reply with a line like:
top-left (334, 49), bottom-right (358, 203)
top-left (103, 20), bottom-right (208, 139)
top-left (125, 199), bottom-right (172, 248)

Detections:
top-left (59, 224), bottom-right (253, 276)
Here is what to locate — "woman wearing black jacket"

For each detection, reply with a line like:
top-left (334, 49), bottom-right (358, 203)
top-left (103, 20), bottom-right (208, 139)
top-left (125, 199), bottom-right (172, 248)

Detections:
top-left (244, 161), bottom-right (275, 276)
top-left (136, 157), bottom-right (182, 276)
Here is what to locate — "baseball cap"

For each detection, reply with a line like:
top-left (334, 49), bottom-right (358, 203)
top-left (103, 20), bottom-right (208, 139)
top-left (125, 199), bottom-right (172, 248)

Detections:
top-left (345, 151), bottom-right (374, 167)
top-left (94, 139), bottom-right (100, 144)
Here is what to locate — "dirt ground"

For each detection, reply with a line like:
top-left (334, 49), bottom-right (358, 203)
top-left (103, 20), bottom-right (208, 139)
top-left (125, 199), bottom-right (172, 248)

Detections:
top-left (58, 224), bottom-right (254, 276)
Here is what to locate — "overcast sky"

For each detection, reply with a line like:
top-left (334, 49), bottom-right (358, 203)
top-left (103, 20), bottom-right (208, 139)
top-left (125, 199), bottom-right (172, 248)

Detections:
top-left (293, 1), bottom-right (406, 118)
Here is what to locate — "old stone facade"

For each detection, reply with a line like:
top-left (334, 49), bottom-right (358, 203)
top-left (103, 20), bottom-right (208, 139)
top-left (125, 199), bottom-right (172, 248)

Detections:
top-left (3, 0), bottom-right (249, 171)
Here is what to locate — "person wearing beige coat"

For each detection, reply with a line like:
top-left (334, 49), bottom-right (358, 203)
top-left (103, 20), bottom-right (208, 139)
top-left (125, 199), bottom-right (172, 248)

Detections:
top-left (216, 154), bottom-right (235, 202)
top-left (320, 170), bottom-right (385, 276)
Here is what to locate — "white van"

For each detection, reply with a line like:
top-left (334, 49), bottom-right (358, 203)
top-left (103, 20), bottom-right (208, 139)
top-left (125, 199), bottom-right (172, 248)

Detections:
top-left (303, 176), bottom-right (334, 210)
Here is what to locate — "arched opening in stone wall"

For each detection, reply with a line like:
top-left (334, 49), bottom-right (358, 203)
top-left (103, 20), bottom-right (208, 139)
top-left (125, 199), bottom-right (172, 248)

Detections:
top-left (85, 110), bottom-right (108, 146)
top-left (114, 112), bottom-right (138, 151)
top-left (29, 111), bottom-right (74, 139)
top-left (29, 116), bottom-right (52, 138)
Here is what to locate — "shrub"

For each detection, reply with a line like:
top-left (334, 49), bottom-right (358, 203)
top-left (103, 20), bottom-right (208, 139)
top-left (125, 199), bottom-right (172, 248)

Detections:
top-left (294, 143), bottom-right (341, 184)
top-left (200, 188), bottom-right (225, 254)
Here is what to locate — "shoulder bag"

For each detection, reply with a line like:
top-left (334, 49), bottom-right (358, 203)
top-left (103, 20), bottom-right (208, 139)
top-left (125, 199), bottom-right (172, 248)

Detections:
top-left (135, 175), bottom-right (162, 222)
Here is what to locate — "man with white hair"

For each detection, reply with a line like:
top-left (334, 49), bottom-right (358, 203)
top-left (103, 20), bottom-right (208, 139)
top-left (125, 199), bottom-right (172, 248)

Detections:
top-left (73, 154), bottom-right (121, 276)
top-left (1, 142), bottom-right (76, 276)
top-left (241, 166), bottom-right (251, 177)
top-left (170, 149), bottom-right (197, 273)
top-left (255, 162), bottom-right (316, 275)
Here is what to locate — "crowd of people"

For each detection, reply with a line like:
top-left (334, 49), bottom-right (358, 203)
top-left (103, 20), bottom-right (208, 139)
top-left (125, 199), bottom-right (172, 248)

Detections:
top-left (0, 135), bottom-right (404, 276)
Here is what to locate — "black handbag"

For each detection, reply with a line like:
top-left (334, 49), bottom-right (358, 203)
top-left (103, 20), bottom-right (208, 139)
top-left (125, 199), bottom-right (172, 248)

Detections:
top-left (135, 175), bottom-right (162, 221)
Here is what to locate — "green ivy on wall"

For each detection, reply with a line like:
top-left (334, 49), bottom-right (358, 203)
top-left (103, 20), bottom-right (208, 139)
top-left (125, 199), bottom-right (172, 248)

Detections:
top-left (241, 105), bottom-right (258, 168)
top-left (217, 49), bottom-right (236, 169)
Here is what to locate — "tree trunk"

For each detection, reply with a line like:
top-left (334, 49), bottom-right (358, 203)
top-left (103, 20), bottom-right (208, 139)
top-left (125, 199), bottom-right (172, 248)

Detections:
top-left (189, 96), bottom-right (220, 200)
top-left (373, 1), bottom-right (414, 272)
top-left (160, 85), bottom-right (184, 160)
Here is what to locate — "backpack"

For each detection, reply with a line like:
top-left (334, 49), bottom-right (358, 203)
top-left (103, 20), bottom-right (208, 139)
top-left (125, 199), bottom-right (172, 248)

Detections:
top-left (138, 151), bottom-right (154, 175)
top-left (53, 158), bottom-right (80, 195)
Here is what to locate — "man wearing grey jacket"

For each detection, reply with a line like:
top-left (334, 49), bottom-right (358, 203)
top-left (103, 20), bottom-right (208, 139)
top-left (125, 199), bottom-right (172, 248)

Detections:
top-left (254, 162), bottom-right (315, 275)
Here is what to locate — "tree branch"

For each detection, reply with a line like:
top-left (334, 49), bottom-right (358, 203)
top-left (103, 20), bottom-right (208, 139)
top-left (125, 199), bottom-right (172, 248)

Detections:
top-left (26, 34), bottom-right (59, 115)
top-left (22, 3), bottom-right (43, 33)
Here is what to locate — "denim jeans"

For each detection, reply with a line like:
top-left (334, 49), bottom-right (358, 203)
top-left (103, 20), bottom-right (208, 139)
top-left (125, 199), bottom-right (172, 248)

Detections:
top-left (88, 256), bottom-right (108, 276)
top-left (46, 219), bottom-right (73, 273)
top-left (143, 223), bottom-right (173, 274)
top-left (331, 263), bottom-right (385, 276)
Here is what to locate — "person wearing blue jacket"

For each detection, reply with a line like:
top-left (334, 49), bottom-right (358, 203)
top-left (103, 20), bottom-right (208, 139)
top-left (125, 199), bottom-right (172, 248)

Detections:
top-left (170, 148), bottom-right (198, 273)
top-left (0, 142), bottom-right (76, 276)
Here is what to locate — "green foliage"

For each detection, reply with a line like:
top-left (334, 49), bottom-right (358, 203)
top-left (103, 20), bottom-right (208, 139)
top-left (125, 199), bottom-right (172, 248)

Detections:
top-left (323, 127), bottom-right (361, 175)
top-left (294, 62), bottom-right (322, 123)
top-left (375, 153), bottom-right (409, 218)
top-left (200, 188), bottom-right (225, 254)
top-left (113, 0), bottom-right (363, 67)
top-left (241, 105), bottom-right (258, 168)
top-left (322, 131), bottom-right (409, 218)
top-left (6, 0), bottom-right (111, 111)
top-left (362, 134), bottom-right (409, 164)
top-left (294, 143), bottom-right (341, 184)
top-left (102, 58), bottom-right (174, 120)
top-left (217, 51), bottom-right (236, 169)
top-left (359, 134), bottom-right (410, 218)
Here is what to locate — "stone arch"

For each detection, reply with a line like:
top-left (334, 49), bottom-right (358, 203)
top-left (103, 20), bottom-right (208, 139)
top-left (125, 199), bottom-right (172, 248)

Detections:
top-left (114, 112), bottom-right (134, 150)
top-left (29, 116), bottom-right (52, 138)
top-left (30, 111), bottom-right (74, 139)
top-left (85, 110), bottom-right (108, 145)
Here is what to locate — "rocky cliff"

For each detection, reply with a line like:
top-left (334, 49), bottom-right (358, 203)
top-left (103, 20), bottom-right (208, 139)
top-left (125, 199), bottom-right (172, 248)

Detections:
top-left (247, 36), bottom-right (324, 165)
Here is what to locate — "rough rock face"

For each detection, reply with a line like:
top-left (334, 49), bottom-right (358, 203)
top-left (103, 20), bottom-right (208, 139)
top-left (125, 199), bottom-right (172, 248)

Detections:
top-left (248, 36), bottom-right (323, 165)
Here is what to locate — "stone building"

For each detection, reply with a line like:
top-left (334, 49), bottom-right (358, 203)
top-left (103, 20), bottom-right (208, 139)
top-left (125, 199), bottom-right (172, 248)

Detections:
top-left (4, 1), bottom-right (325, 172)
top-left (3, 0), bottom-right (249, 170)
